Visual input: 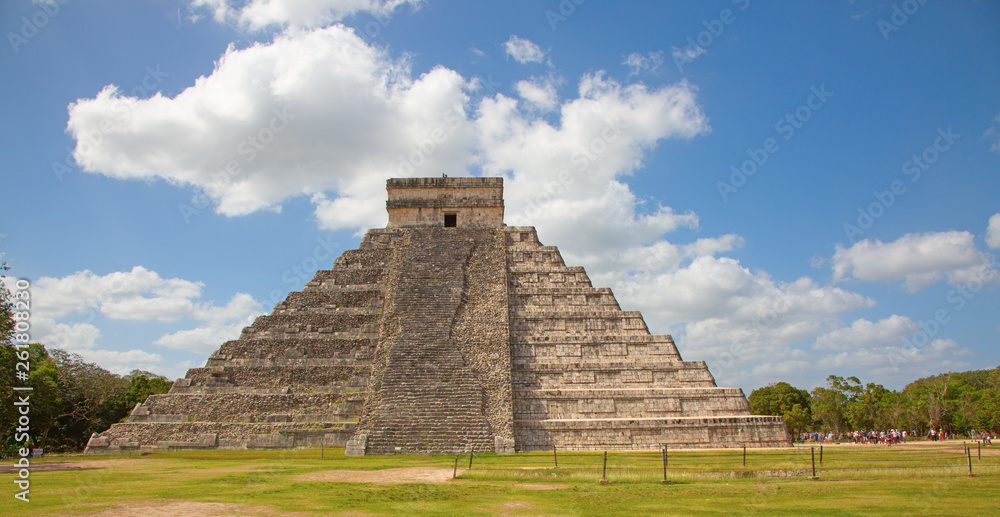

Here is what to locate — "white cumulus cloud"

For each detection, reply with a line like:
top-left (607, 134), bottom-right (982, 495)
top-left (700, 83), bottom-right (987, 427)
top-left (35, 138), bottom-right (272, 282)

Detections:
top-left (191, 0), bottom-right (421, 31)
top-left (24, 267), bottom-right (263, 373)
top-left (32, 266), bottom-right (203, 321)
top-left (812, 315), bottom-right (919, 352)
top-left (67, 25), bottom-right (473, 231)
top-left (623, 51), bottom-right (664, 76)
top-left (832, 231), bottom-right (992, 292)
top-left (515, 78), bottom-right (558, 112)
top-left (814, 338), bottom-right (973, 386)
top-left (504, 35), bottom-right (547, 64)
top-left (986, 213), bottom-right (1000, 249)
top-left (155, 293), bottom-right (263, 353)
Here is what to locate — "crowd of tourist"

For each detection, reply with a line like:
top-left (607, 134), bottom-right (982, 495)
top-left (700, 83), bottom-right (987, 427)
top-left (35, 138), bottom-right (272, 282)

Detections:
top-left (800, 428), bottom-right (996, 445)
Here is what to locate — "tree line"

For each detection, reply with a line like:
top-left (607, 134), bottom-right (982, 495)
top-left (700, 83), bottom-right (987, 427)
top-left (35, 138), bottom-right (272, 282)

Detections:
top-left (749, 369), bottom-right (1000, 438)
top-left (2, 262), bottom-right (172, 454)
top-left (0, 343), bottom-right (173, 454)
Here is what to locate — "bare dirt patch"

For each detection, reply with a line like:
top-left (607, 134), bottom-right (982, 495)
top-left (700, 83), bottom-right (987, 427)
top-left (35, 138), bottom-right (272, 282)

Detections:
top-left (67, 500), bottom-right (283, 517)
top-left (295, 467), bottom-right (461, 484)
top-left (0, 461), bottom-right (98, 473)
top-left (513, 483), bottom-right (568, 490)
top-left (496, 500), bottom-right (533, 509)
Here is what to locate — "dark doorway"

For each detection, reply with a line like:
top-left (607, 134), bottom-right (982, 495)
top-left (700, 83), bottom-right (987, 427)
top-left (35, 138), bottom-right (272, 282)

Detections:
top-left (444, 213), bottom-right (457, 227)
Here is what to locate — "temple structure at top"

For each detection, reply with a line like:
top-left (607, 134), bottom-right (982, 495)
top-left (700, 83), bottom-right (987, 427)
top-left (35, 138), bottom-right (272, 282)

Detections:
top-left (386, 176), bottom-right (504, 228)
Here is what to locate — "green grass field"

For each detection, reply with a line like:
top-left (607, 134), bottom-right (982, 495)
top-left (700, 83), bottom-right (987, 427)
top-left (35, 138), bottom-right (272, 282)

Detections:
top-left (2, 440), bottom-right (997, 516)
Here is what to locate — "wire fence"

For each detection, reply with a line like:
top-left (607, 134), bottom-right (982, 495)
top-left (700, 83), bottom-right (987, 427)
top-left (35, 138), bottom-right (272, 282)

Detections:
top-left (453, 441), bottom-right (1000, 483)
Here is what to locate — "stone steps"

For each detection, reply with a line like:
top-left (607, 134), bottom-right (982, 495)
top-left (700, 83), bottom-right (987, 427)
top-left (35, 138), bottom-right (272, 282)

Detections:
top-left (360, 228), bottom-right (504, 455)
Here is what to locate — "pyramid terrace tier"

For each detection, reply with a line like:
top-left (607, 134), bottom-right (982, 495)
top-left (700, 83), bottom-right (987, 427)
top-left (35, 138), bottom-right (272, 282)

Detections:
top-left (174, 364), bottom-right (372, 392)
top-left (245, 308), bottom-right (380, 335)
top-left (85, 422), bottom-right (357, 452)
top-left (511, 287), bottom-right (621, 310)
top-left (125, 392), bottom-right (365, 424)
top-left (512, 361), bottom-right (718, 389)
top-left (508, 266), bottom-right (594, 288)
top-left (206, 337), bottom-right (376, 364)
top-left (511, 310), bottom-right (650, 335)
top-left (514, 416), bottom-right (790, 451)
top-left (512, 334), bottom-right (681, 361)
top-left (276, 287), bottom-right (383, 311)
top-left (514, 387), bottom-right (753, 420)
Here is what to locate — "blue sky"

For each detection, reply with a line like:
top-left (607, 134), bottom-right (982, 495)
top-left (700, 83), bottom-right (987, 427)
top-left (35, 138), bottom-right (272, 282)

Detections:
top-left (1, 0), bottom-right (998, 391)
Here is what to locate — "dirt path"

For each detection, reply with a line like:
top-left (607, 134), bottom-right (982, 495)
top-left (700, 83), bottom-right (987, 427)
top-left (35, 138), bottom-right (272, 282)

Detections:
top-left (61, 500), bottom-right (287, 517)
top-left (295, 467), bottom-right (462, 484)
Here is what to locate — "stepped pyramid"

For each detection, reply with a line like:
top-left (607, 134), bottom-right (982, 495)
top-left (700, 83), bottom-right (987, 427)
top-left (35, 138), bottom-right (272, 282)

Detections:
top-left (86, 177), bottom-right (790, 454)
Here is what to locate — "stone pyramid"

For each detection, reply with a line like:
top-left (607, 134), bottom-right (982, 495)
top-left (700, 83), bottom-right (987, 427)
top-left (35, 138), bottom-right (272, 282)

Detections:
top-left (86, 177), bottom-right (790, 455)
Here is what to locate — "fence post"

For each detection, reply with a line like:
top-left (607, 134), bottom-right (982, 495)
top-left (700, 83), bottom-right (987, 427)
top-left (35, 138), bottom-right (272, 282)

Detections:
top-left (967, 447), bottom-right (973, 476)
top-left (600, 451), bottom-right (608, 484)
top-left (743, 445), bottom-right (746, 467)
top-left (819, 445), bottom-right (823, 466)
top-left (553, 444), bottom-right (558, 468)
top-left (321, 443), bottom-right (324, 460)
top-left (810, 447), bottom-right (818, 480)
top-left (978, 442), bottom-right (981, 460)
top-left (661, 446), bottom-right (668, 483)
top-left (469, 447), bottom-right (474, 470)
top-left (453, 454), bottom-right (459, 479)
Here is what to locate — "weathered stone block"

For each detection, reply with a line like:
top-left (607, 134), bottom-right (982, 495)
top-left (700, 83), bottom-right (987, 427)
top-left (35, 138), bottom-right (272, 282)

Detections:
top-left (345, 433), bottom-right (367, 456)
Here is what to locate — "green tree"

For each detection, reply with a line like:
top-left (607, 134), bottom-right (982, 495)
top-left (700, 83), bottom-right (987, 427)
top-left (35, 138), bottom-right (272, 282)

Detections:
top-left (107, 370), bottom-right (173, 422)
top-left (1, 262), bottom-right (16, 345)
top-left (0, 343), bottom-right (61, 455)
top-left (845, 382), bottom-right (891, 430)
top-left (748, 382), bottom-right (812, 436)
top-left (46, 349), bottom-right (131, 450)
top-left (811, 376), bottom-right (850, 433)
